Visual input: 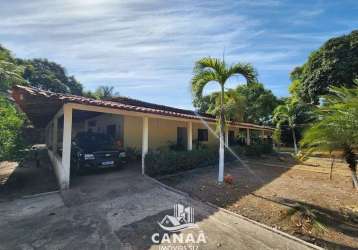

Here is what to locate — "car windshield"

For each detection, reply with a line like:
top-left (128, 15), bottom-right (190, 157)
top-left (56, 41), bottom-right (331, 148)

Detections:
top-left (74, 132), bottom-right (116, 152)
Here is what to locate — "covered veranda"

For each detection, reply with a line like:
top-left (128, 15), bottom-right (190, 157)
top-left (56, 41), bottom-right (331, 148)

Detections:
top-left (12, 85), bottom-right (273, 190)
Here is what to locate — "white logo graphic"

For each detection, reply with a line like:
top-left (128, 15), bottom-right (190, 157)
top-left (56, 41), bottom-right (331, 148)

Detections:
top-left (158, 203), bottom-right (199, 232)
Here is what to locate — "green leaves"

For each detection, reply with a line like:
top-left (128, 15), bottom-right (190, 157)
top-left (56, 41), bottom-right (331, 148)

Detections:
top-left (300, 85), bottom-right (358, 155)
top-left (290, 30), bottom-right (358, 104)
top-left (191, 56), bottom-right (257, 121)
top-left (0, 96), bottom-right (25, 160)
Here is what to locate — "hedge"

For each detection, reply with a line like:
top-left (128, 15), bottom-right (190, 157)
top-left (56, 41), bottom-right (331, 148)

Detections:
top-left (145, 143), bottom-right (273, 176)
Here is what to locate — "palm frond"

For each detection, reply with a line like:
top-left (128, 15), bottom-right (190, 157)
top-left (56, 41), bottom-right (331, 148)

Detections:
top-left (191, 70), bottom-right (218, 98)
top-left (226, 63), bottom-right (257, 84)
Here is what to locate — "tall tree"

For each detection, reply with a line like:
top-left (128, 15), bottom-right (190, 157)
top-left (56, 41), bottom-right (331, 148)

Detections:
top-left (292, 30), bottom-right (358, 104)
top-left (23, 59), bottom-right (83, 95)
top-left (236, 82), bottom-right (280, 125)
top-left (300, 85), bottom-right (358, 190)
top-left (191, 57), bottom-right (257, 183)
top-left (273, 99), bottom-right (313, 154)
top-left (0, 45), bottom-right (26, 92)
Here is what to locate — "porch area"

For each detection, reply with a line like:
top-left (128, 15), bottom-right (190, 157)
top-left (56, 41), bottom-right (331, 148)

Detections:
top-left (12, 85), bottom-right (273, 190)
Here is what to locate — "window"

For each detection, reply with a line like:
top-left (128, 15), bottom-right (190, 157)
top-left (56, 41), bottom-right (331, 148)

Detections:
top-left (177, 127), bottom-right (187, 147)
top-left (198, 129), bottom-right (208, 142)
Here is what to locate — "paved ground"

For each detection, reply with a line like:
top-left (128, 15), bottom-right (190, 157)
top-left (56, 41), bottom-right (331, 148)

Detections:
top-left (0, 164), bottom-right (320, 250)
top-left (0, 148), bottom-right (58, 201)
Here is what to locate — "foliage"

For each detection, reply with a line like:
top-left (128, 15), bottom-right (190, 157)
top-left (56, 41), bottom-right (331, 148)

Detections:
top-left (191, 56), bottom-right (257, 182)
top-left (0, 45), bottom-right (26, 92)
top-left (273, 99), bottom-right (314, 153)
top-left (0, 96), bottom-right (26, 160)
top-left (145, 148), bottom-right (219, 176)
top-left (23, 59), bottom-right (83, 94)
top-left (195, 89), bottom-right (246, 122)
top-left (290, 30), bottom-right (358, 104)
top-left (193, 82), bottom-right (280, 125)
top-left (93, 85), bottom-right (120, 100)
top-left (283, 203), bottom-right (327, 234)
top-left (272, 127), bottom-right (281, 146)
top-left (300, 85), bottom-right (358, 189)
top-left (125, 147), bottom-right (142, 161)
top-left (145, 143), bottom-right (273, 176)
top-left (236, 82), bottom-right (281, 125)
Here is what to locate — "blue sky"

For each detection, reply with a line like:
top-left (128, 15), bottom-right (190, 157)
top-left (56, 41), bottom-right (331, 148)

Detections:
top-left (1, 0), bottom-right (357, 109)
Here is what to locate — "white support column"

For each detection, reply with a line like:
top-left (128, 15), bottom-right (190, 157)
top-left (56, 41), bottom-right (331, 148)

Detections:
top-left (52, 118), bottom-right (58, 154)
top-left (225, 127), bottom-right (229, 147)
top-left (61, 104), bottom-right (72, 189)
top-left (142, 116), bottom-right (149, 175)
top-left (187, 121), bottom-right (192, 151)
top-left (246, 128), bottom-right (251, 145)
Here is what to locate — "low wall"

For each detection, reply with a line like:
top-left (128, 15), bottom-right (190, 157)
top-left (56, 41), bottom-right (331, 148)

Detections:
top-left (47, 149), bottom-right (69, 189)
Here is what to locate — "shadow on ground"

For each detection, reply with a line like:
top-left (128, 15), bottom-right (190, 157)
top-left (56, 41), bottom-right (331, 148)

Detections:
top-left (0, 147), bottom-right (58, 201)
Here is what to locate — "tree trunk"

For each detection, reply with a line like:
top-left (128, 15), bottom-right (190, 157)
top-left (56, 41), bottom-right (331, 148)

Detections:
top-left (344, 148), bottom-right (358, 190)
top-left (218, 84), bottom-right (225, 183)
top-left (350, 168), bottom-right (358, 190)
top-left (291, 127), bottom-right (298, 154)
top-left (329, 156), bottom-right (335, 180)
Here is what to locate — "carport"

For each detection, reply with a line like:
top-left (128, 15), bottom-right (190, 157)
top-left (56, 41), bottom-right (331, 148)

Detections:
top-left (12, 85), bottom-right (273, 190)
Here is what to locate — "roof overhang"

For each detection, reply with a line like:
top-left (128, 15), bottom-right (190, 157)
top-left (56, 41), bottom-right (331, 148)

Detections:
top-left (12, 85), bottom-right (274, 131)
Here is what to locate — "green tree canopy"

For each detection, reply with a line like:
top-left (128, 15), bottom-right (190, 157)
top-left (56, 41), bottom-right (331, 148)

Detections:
top-left (193, 82), bottom-right (280, 125)
top-left (23, 59), bottom-right (83, 95)
top-left (0, 45), bottom-right (26, 92)
top-left (291, 30), bottom-right (358, 104)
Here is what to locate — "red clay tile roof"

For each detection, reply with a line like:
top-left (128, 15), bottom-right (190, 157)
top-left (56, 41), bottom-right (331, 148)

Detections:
top-left (12, 85), bottom-right (273, 131)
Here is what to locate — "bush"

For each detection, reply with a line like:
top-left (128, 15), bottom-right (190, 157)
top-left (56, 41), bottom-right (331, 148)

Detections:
top-left (125, 147), bottom-right (141, 161)
top-left (145, 142), bottom-right (273, 176)
top-left (145, 148), bottom-right (219, 176)
top-left (0, 96), bottom-right (26, 160)
top-left (228, 143), bottom-right (273, 157)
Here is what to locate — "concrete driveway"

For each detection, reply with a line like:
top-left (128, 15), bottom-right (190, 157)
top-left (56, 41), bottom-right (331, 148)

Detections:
top-left (0, 166), bottom-right (320, 250)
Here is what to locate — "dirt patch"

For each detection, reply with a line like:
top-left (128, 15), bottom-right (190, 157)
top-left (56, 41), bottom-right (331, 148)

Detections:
top-left (0, 148), bottom-right (58, 201)
top-left (158, 155), bottom-right (358, 250)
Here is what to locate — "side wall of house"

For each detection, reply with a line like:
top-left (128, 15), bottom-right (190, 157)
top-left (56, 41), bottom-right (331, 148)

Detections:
top-left (148, 118), bottom-right (187, 149)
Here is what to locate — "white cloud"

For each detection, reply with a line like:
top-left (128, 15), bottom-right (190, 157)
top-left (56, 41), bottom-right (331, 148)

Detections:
top-left (0, 0), bottom-right (354, 107)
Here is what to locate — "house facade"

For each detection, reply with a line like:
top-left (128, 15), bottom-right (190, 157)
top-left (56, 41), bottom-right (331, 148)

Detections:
top-left (12, 85), bottom-right (274, 190)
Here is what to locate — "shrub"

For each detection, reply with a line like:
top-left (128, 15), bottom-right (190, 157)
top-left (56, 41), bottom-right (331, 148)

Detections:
top-left (125, 147), bottom-right (141, 161)
top-left (0, 96), bottom-right (26, 160)
top-left (145, 148), bottom-right (219, 176)
top-left (145, 142), bottom-right (273, 177)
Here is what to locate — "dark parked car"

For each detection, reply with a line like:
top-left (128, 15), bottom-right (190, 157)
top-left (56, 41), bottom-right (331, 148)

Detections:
top-left (71, 132), bottom-right (126, 174)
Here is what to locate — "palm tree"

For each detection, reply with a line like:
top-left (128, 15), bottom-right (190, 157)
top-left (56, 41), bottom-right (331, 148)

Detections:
top-left (191, 57), bottom-right (257, 183)
top-left (273, 99), bottom-right (312, 154)
top-left (300, 85), bottom-right (358, 190)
